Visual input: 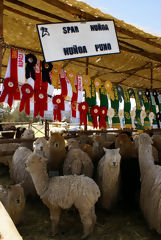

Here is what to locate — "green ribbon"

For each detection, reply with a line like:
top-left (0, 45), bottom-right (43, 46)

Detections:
top-left (116, 85), bottom-right (124, 103)
top-left (111, 87), bottom-right (120, 127)
top-left (134, 89), bottom-right (142, 130)
top-left (123, 88), bottom-right (131, 127)
top-left (100, 87), bottom-right (108, 126)
top-left (85, 82), bottom-right (96, 124)
top-left (142, 93), bottom-right (150, 128)
top-left (150, 92), bottom-right (157, 125)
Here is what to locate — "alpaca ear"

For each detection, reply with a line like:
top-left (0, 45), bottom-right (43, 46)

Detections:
top-left (103, 147), bottom-right (107, 152)
top-left (116, 148), bottom-right (120, 153)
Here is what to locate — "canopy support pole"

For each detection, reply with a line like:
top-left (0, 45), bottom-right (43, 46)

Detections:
top-left (150, 62), bottom-right (153, 90)
top-left (84, 57), bottom-right (89, 131)
top-left (0, 0), bottom-right (4, 80)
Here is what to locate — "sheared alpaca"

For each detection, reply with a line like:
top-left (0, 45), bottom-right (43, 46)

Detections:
top-left (26, 153), bottom-right (100, 239)
top-left (138, 133), bottom-right (161, 233)
top-left (97, 148), bottom-right (121, 210)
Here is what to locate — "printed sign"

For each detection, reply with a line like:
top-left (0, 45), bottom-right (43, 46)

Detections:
top-left (37, 20), bottom-right (120, 62)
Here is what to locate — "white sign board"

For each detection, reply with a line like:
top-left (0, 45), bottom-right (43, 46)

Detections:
top-left (37, 20), bottom-right (120, 62)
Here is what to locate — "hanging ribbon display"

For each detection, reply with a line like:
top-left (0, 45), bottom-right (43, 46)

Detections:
top-left (82, 75), bottom-right (91, 98)
top-left (111, 87), bottom-right (120, 128)
top-left (52, 95), bottom-right (65, 122)
top-left (78, 102), bottom-right (88, 126)
top-left (86, 82), bottom-right (96, 125)
top-left (156, 112), bottom-right (161, 129)
top-left (25, 54), bottom-right (37, 80)
top-left (67, 70), bottom-right (77, 93)
top-left (116, 85), bottom-right (124, 103)
top-left (19, 84), bottom-right (34, 115)
top-left (100, 86), bottom-right (108, 127)
top-left (105, 81), bottom-right (114, 100)
top-left (34, 88), bottom-right (47, 118)
top-left (123, 88), bottom-right (131, 128)
top-left (90, 106), bottom-right (100, 129)
top-left (52, 64), bottom-right (61, 89)
top-left (0, 78), bottom-right (18, 107)
top-left (140, 110), bottom-right (147, 127)
top-left (130, 109), bottom-right (136, 129)
top-left (118, 109), bottom-right (124, 129)
top-left (145, 89), bottom-right (150, 102)
top-left (149, 112), bottom-right (155, 127)
top-left (153, 90), bottom-right (159, 106)
top-left (137, 89), bottom-right (144, 107)
top-left (99, 106), bottom-right (107, 129)
top-left (128, 88), bottom-right (135, 98)
top-left (94, 78), bottom-right (101, 98)
top-left (42, 60), bottom-right (53, 85)
top-left (107, 108), bottom-right (115, 128)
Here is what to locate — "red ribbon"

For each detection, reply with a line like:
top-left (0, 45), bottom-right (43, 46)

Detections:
top-left (0, 78), bottom-right (18, 107)
top-left (99, 106), bottom-right (107, 129)
top-left (90, 106), bottom-right (100, 129)
top-left (52, 95), bottom-right (65, 122)
top-left (34, 88), bottom-right (47, 117)
top-left (78, 102), bottom-right (88, 126)
top-left (19, 84), bottom-right (34, 115)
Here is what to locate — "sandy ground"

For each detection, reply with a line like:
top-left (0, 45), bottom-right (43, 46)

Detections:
top-left (0, 165), bottom-right (161, 240)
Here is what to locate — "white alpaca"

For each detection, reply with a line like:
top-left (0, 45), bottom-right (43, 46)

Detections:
top-left (20, 128), bottom-right (35, 150)
top-left (25, 153), bottom-right (100, 239)
top-left (97, 148), bottom-right (121, 210)
top-left (63, 148), bottom-right (94, 178)
top-left (10, 138), bottom-right (48, 196)
top-left (138, 133), bottom-right (161, 234)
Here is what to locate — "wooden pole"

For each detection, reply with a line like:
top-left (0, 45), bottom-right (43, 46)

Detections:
top-left (45, 120), bottom-right (49, 138)
top-left (0, 0), bottom-right (4, 79)
top-left (84, 57), bottom-right (89, 131)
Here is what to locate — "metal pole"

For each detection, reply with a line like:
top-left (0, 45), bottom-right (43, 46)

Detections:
top-left (150, 62), bottom-right (153, 91)
top-left (0, 0), bottom-right (4, 79)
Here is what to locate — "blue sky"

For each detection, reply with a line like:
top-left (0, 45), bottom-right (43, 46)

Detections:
top-left (80, 0), bottom-right (161, 36)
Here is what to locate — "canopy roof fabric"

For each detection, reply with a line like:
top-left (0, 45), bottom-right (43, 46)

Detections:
top-left (1, 0), bottom-right (161, 90)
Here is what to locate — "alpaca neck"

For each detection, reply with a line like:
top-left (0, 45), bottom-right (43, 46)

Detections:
top-left (30, 166), bottom-right (49, 197)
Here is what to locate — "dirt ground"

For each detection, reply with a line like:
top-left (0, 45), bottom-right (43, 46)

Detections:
top-left (1, 165), bottom-right (161, 240)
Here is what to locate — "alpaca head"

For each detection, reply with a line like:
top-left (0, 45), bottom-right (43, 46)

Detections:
top-left (34, 137), bottom-right (48, 157)
top-left (138, 133), bottom-right (153, 146)
top-left (25, 153), bottom-right (48, 174)
top-left (49, 132), bottom-right (65, 152)
top-left (21, 129), bottom-right (35, 139)
top-left (103, 148), bottom-right (121, 168)
top-left (7, 184), bottom-right (25, 208)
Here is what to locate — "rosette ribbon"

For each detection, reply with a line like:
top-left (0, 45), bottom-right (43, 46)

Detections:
top-left (99, 106), bottom-right (107, 129)
top-left (94, 78), bottom-right (101, 98)
top-left (19, 84), bottom-right (34, 115)
top-left (145, 89), bottom-right (150, 102)
top-left (156, 112), bottom-right (161, 129)
top-left (0, 78), bottom-right (18, 107)
top-left (82, 75), bottom-right (91, 98)
top-left (90, 106), bottom-right (100, 129)
top-left (34, 88), bottom-right (47, 118)
top-left (105, 81), bottom-right (114, 100)
top-left (52, 64), bottom-right (61, 89)
top-left (25, 54), bottom-right (37, 80)
top-left (67, 70), bottom-right (77, 93)
top-left (153, 90), bottom-right (159, 106)
top-left (78, 102), bottom-right (88, 126)
top-left (52, 95), bottom-right (65, 122)
top-left (42, 60), bottom-right (53, 85)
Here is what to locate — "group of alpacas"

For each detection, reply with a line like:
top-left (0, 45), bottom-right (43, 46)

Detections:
top-left (1, 128), bottom-right (161, 238)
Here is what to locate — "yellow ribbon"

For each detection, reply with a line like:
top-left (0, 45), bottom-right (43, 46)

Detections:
top-left (94, 78), bottom-right (101, 98)
top-left (82, 75), bottom-right (91, 98)
top-left (105, 81), bottom-right (114, 100)
top-left (52, 64), bottom-right (61, 89)
top-left (67, 70), bottom-right (77, 93)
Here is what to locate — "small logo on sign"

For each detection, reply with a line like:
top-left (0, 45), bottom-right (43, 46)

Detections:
top-left (40, 27), bottom-right (50, 37)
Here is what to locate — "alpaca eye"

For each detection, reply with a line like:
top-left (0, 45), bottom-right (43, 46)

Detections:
top-left (16, 199), bottom-right (20, 204)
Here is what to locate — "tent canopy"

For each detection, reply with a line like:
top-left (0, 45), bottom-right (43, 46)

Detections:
top-left (1, 0), bottom-right (161, 90)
